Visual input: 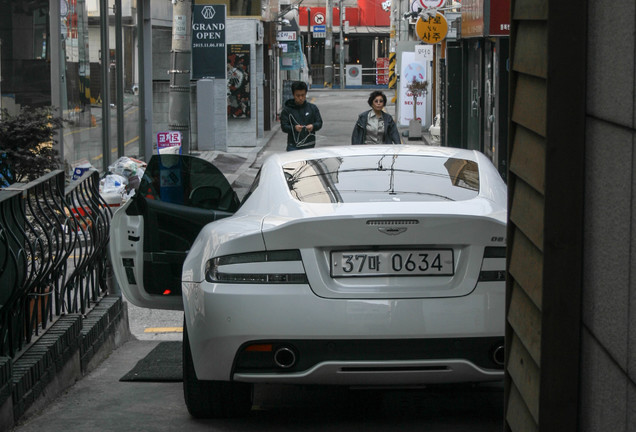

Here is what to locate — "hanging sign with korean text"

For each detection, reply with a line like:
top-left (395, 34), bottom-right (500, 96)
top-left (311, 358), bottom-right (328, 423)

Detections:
top-left (415, 12), bottom-right (448, 44)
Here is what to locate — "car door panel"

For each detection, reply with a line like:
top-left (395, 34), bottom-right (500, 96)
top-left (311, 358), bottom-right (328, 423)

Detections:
top-left (110, 154), bottom-right (239, 310)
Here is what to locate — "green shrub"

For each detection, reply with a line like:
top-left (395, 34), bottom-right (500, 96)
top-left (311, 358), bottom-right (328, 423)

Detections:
top-left (0, 107), bottom-right (63, 184)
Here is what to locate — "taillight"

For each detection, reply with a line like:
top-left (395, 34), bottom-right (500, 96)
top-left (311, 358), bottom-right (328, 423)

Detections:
top-left (478, 247), bottom-right (506, 282)
top-left (205, 249), bottom-right (307, 284)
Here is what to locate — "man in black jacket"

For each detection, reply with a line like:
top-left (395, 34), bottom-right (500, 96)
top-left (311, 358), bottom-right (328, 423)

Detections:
top-left (280, 81), bottom-right (323, 151)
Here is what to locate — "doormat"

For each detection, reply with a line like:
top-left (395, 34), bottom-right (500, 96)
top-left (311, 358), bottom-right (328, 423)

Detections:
top-left (120, 341), bottom-right (182, 382)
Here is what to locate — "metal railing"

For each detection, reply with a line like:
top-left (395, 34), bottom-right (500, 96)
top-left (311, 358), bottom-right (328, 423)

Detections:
top-left (310, 65), bottom-right (390, 86)
top-left (0, 169), bottom-right (112, 358)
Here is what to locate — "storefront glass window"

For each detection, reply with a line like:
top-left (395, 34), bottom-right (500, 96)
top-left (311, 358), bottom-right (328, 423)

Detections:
top-left (0, 1), bottom-right (52, 113)
top-left (61, 0), bottom-right (107, 172)
top-left (228, 0), bottom-right (262, 17)
top-left (110, 0), bottom-right (141, 161)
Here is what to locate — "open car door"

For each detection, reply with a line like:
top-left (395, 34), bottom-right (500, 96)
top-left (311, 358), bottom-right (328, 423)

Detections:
top-left (109, 154), bottom-right (240, 310)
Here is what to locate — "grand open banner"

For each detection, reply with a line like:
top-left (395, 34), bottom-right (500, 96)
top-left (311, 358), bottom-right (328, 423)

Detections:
top-left (192, 4), bottom-right (226, 79)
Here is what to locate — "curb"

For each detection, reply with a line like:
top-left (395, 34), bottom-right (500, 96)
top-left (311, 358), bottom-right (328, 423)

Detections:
top-left (0, 295), bottom-right (131, 430)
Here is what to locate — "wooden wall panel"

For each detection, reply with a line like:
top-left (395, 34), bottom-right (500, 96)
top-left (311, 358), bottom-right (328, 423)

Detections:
top-left (507, 0), bottom-right (585, 430)
top-left (508, 282), bottom-right (542, 366)
top-left (508, 332), bottom-right (541, 422)
top-left (513, 21), bottom-right (548, 78)
top-left (511, 75), bottom-right (547, 136)
top-left (511, 179), bottom-right (545, 250)
top-left (509, 230), bottom-right (543, 308)
top-left (509, 126), bottom-right (546, 194)
top-left (513, 0), bottom-right (548, 20)
top-left (506, 381), bottom-right (539, 432)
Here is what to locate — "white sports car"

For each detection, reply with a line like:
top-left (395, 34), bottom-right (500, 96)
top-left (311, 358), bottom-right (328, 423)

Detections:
top-left (110, 145), bottom-right (507, 418)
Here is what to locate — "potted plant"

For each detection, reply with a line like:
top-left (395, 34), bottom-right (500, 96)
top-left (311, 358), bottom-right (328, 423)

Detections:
top-left (406, 78), bottom-right (428, 140)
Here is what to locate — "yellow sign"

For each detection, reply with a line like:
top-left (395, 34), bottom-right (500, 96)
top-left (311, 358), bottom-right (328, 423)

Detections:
top-left (415, 13), bottom-right (448, 44)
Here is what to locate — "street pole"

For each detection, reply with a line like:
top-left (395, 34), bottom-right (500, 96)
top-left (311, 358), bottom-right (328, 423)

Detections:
top-left (115, 0), bottom-right (124, 158)
top-left (339, 0), bottom-right (344, 89)
top-left (169, 0), bottom-right (192, 153)
top-left (307, 8), bottom-right (312, 83)
top-left (324, 0), bottom-right (333, 88)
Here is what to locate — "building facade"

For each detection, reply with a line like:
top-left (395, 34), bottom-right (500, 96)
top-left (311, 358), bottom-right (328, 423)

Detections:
top-left (444, 0), bottom-right (509, 180)
top-left (0, 0), bottom-right (141, 173)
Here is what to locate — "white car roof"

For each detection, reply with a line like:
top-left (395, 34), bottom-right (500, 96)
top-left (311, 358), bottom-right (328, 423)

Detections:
top-left (266, 144), bottom-right (480, 166)
top-left (236, 145), bottom-right (506, 223)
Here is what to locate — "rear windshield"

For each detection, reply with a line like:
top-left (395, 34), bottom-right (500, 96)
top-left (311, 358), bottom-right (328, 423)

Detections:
top-left (283, 154), bottom-right (479, 204)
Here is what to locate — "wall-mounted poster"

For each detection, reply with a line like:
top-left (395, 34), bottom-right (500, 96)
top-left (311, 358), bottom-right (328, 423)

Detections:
top-left (227, 44), bottom-right (251, 119)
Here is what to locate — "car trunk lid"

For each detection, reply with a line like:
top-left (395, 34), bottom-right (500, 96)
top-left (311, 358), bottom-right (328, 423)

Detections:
top-left (261, 210), bottom-right (506, 299)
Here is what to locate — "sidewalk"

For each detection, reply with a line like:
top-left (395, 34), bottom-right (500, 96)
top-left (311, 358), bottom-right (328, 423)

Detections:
top-left (197, 123), bottom-right (281, 190)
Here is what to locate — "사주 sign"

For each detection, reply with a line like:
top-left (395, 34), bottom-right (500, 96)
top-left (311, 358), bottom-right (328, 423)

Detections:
top-left (192, 4), bottom-right (226, 79)
top-left (415, 12), bottom-right (448, 44)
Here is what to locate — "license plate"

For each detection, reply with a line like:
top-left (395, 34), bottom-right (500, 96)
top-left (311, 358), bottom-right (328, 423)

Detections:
top-left (331, 249), bottom-right (454, 277)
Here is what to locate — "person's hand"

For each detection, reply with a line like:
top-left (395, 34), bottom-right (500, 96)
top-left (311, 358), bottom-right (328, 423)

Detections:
top-left (305, 124), bottom-right (314, 132)
top-left (294, 125), bottom-right (304, 132)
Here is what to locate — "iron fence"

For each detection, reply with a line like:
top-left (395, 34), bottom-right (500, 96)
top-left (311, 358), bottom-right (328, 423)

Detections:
top-left (310, 65), bottom-right (390, 86)
top-left (0, 169), bottom-right (112, 358)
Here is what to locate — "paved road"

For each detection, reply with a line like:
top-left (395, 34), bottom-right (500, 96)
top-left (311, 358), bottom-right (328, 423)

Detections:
top-left (11, 89), bottom-right (504, 431)
top-left (11, 340), bottom-right (503, 432)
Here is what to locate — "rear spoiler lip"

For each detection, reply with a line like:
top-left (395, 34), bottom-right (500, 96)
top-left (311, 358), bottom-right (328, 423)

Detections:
top-left (260, 207), bottom-right (507, 233)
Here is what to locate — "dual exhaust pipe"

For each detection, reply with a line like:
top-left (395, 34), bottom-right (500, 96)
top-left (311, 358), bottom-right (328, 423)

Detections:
top-left (270, 344), bottom-right (504, 369)
top-left (492, 344), bottom-right (505, 366)
top-left (273, 346), bottom-right (297, 369)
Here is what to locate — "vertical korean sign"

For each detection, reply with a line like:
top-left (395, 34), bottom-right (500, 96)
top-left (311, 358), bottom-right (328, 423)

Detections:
top-left (192, 4), bottom-right (226, 79)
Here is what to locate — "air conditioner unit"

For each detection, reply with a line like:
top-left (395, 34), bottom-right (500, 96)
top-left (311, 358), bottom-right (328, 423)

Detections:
top-left (346, 64), bottom-right (362, 86)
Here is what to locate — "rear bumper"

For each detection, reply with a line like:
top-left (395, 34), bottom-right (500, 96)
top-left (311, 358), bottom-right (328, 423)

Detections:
top-left (235, 359), bottom-right (503, 385)
top-left (233, 337), bottom-right (504, 385)
top-left (182, 281), bottom-right (505, 383)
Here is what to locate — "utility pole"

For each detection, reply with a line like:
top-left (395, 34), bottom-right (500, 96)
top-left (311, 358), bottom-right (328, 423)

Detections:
top-left (307, 8), bottom-right (312, 83)
top-left (169, 0), bottom-right (192, 153)
top-left (339, 0), bottom-right (344, 88)
top-left (115, 0), bottom-right (124, 158)
top-left (324, 0), bottom-right (333, 87)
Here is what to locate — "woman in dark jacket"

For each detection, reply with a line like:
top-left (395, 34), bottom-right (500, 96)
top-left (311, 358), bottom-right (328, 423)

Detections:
top-left (351, 91), bottom-right (402, 145)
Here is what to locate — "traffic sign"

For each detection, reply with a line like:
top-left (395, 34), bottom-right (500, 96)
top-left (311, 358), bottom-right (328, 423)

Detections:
top-left (415, 13), bottom-right (448, 44)
top-left (417, 0), bottom-right (444, 8)
top-left (312, 25), bottom-right (326, 38)
top-left (314, 13), bottom-right (325, 24)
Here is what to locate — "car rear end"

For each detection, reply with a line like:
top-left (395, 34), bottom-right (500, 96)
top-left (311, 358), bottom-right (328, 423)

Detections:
top-left (184, 146), bottom-right (507, 385)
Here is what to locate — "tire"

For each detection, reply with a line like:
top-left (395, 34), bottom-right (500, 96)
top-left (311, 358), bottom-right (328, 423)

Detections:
top-left (182, 320), bottom-right (253, 418)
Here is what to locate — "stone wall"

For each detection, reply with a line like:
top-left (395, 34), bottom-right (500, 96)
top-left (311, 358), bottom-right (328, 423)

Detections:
top-left (580, 0), bottom-right (636, 429)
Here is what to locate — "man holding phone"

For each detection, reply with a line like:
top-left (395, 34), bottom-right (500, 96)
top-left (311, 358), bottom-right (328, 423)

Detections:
top-left (280, 81), bottom-right (323, 151)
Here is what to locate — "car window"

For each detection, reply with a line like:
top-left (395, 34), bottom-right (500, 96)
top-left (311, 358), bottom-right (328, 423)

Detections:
top-left (138, 154), bottom-right (240, 212)
top-left (283, 154), bottom-right (479, 204)
top-left (240, 168), bottom-right (261, 205)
